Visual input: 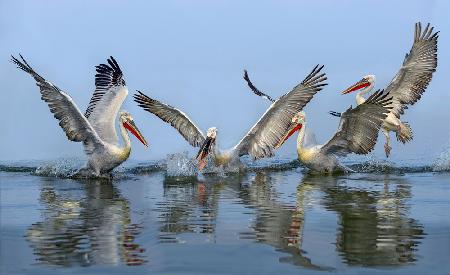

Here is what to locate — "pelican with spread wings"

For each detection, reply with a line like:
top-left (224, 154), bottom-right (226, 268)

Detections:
top-left (12, 55), bottom-right (148, 178)
top-left (134, 65), bottom-right (327, 171)
top-left (340, 22), bottom-right (438, 157)
top-left (243, 71), bottom-right (392, 173)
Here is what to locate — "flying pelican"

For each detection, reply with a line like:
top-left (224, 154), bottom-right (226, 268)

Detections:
top-left (11, 55), bottom-right (148, 178)
top-left (133, 65), bottom-right (327, 171)
top-left (243, 71), bottom-right (392, 173)
top-left (340, 22), bottom-right (438, 157)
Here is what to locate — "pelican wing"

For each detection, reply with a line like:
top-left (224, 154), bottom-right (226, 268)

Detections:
top-left (320, 90), bottom-right (392, 157)
top-left (243, 70), bottom-right (275, 102)
top-left (383, 22), bottom-right (438, 118)
top-left (234, 65), bottom-right (327, 159)
top-left (84, 57), bottom-right (128, 145)
top-left (12, 55), bottom-right (103, 155)
top-left (133, 91), bottom-right (206, 147)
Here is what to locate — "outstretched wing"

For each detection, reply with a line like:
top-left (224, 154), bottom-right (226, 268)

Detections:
top-left (234, 65), bottom-right (327, 159)
top-left (11, 55), bottom-right (103, 155)
top-left (243, 70), bottom-right (275, 102)
top-left (383, 22), bottom-right (438, 118)
top-left (133, 91), bottom-right (206, 147)
top-left (85, 56), bottom-right (128, 145)
top-left (320, 90), bottom-right (392, 157)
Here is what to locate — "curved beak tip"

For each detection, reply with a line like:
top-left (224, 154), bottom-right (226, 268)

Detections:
top-left (139, 137), bottom-right (149, 147)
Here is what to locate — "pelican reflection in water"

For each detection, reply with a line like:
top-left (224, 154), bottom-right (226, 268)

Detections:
top-left (26, 173), bottom-right (424, 269)
top-left (155, 172), bottom-right (424, 268)
top-left (158, 177), bottom-right (223, 241)
top-left (300, 174), bottom-right (424, 266)
top-left (26, 179), bottom-right (146, 266)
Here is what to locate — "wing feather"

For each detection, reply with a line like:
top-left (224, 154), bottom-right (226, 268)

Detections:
top-left (85, 56), bottom-right (128, 145)
top-left (384, 22), bottom-right (438, 118)
top-left (11, 55), bottom-right (103, 155)
top-left (243, 70), bottom-right (275, 102)
top-left (133, 91), bottom-right (206, 147)
top-left (320, 90), bottom-right (392, 156)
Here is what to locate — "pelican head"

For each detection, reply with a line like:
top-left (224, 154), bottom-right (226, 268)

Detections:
top-left (206, 127), bottom-right (218, 139)
top-left (341, 74), bottom-right (376, 94)
top-left (292, 111), bottom-right (306, 124)
top-left (120, 111), bottom-right (149, 147)
top-left (276, 111), bottom-right (305, 149)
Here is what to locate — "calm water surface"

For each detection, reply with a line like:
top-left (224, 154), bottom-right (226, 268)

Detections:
top-left (1, 163), bottom-right (450, 274)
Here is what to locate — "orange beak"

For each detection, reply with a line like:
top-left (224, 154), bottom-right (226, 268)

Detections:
top-left (341, 78), bottom-right (370, 95)
top-left (123, 120), bottom-right (149, 147)
top-left (275, 123), bottom-right (302, 149)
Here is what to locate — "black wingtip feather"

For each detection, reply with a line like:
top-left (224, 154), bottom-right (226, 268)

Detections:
top-left (242, 69), bottom-right (275, 102)
top-left (302, 64), bottom-right (326, 87)
top-left (11, 54), bottom-right (47, 83)
top-left (415, 22), bottom-right (439, 42)
top-left (93, 56), bottom-right (125, 88)
top-left (85, 57), bottom-right (126, 118)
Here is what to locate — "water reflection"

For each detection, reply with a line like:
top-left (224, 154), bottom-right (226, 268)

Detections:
top-left (157, 176), bottom-right (232, 242)
top-left (27, 179), bottom-right (146, 267)
top-left (307, 175), bottom-right (424, 266)
top-left (155, 172), bottom-right (424, 268)
top-left (26, 171), bottom-right (424, 269)
top-left (238, 173), bottom-right (328, 270)
top-left (246, 173), bottom-right (424, 267)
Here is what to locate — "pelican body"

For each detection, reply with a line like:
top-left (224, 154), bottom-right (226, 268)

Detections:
top-left (12, 55), bottom-right (148, 177)
top-left (134, 65), bottom-right (328, 172)
top-left (80, 111), bottom-right (147, 176)
top-left (293, 91), bottom-right (391, 173)
top-left (341, 23), bottom-right (438, 157)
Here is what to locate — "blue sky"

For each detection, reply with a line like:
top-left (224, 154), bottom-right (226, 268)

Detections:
top-left (1, 0), bottom-right (449, 162)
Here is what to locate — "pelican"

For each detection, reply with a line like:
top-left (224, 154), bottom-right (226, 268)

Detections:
top-left (243, 72), bottom-right (392, 173)
top-left (11, 55), bottom-right (148, 178)
top-left (340, 22), bottom-right (438, 157)
top-left (134, 65), bottom-right (327, 172)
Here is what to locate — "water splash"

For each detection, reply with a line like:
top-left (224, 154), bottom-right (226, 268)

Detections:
top-left (347, 155), bottom-right (397, 173)
top-left (202, 159), bottom-right (241, 175)
top-left (33, 158), bottom-right (84, 177)
top-left (0, 154), bottom-right (442, 178)
top-left (117, 161), bottom-right (166, 175)
top-left (345, 154), bottom-right (433, 174)
top-left (166, 152), bottom-right (198, 177)
top-left (165, 151), bottom-right (252, 177)
top-left (433, 145), bottom-right (450, 171)
top-left (245, 157), bottom-right (301, 172)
